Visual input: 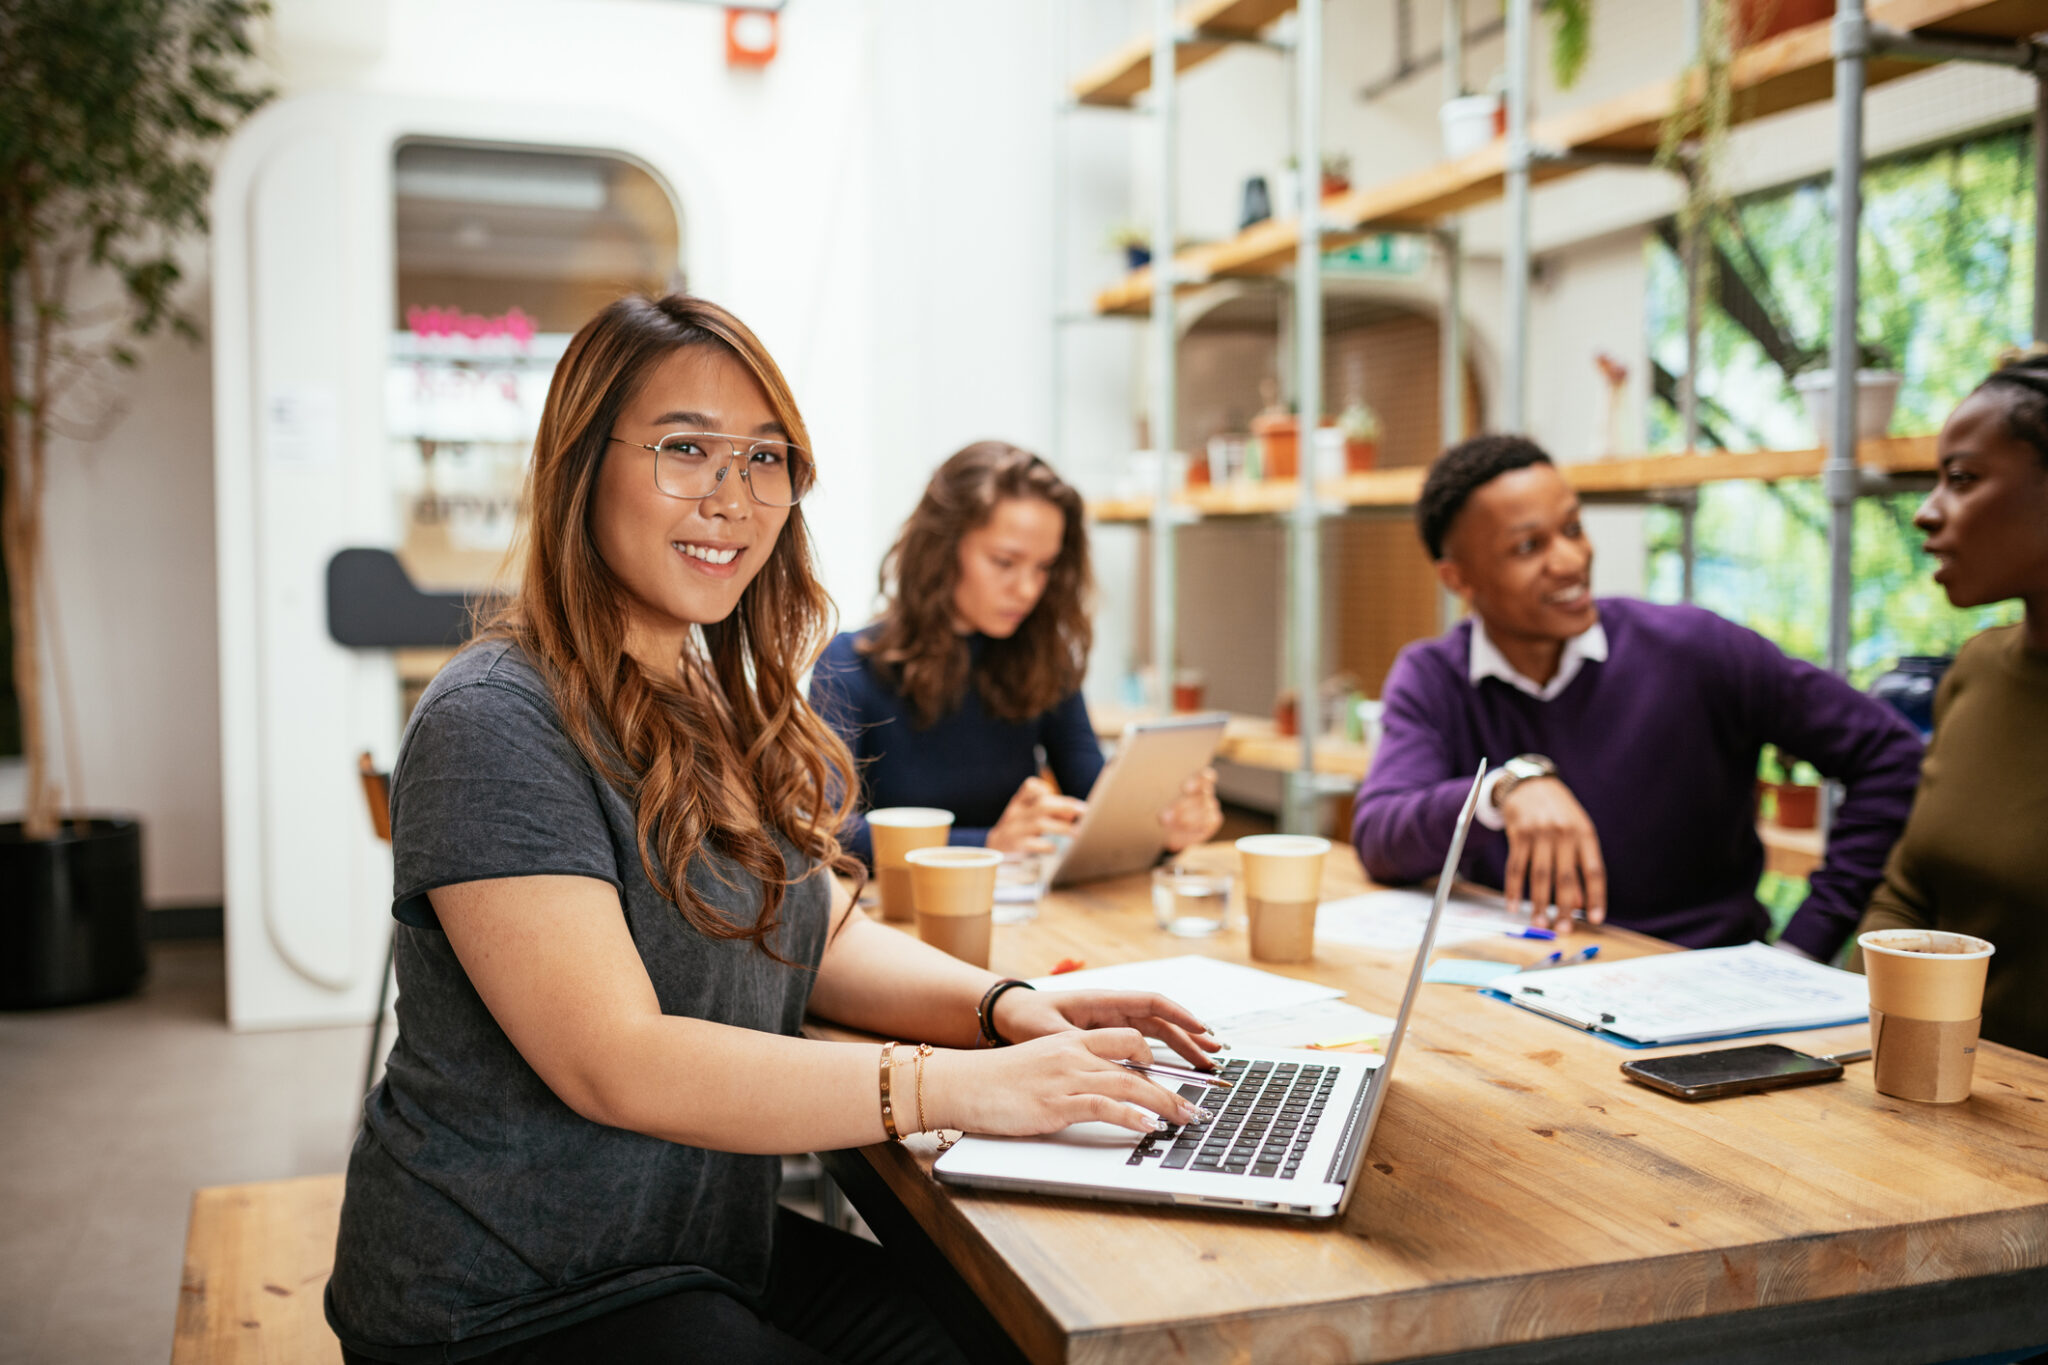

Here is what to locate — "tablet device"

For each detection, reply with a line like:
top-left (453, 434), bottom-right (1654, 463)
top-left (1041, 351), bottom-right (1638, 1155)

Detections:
top-left (1049, 713), bottom-right (1229, 887)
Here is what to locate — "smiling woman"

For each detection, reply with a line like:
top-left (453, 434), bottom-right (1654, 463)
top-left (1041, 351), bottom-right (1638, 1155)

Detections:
top-left (323, 295), bottom-right (1229, 1365)
top-left (809, 442), bottom-right (1223, 862)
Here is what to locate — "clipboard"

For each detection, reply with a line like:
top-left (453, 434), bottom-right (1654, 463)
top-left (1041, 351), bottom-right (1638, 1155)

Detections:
top-left (1478, 943), bottom-right (1870, 1048)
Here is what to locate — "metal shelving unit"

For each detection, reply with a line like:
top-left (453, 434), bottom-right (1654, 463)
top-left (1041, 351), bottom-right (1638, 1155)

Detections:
top-left (1059, 0), bottom-right (2047, 835)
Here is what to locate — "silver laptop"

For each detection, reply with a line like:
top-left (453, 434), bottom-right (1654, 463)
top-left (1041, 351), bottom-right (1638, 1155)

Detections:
top-left (1049, 712), bottom-right (1229, 887)
top-left (935, 762), bottom-right (1488, 1219)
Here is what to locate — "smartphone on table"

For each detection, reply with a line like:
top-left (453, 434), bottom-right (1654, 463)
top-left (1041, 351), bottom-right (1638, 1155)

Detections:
top-left (1621, 1042), bottom-right (1869, 1101)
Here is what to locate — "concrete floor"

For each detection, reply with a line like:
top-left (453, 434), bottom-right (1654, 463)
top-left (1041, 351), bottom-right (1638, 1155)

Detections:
top-left (0, 941), bottom-right (367, 1364)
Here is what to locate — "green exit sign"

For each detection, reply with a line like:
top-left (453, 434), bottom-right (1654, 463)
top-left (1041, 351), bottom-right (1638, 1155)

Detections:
top-left (1322, 234), bottom-right (1423, 276)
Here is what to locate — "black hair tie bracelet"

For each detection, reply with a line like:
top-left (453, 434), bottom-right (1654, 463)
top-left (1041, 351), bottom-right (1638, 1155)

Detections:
top-left (977, 978), bottom-right (1036, 1046)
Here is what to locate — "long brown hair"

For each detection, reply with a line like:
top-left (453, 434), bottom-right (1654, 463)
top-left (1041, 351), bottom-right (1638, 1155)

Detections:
top-left (860, 441), bottom-right (1091, 725)
top-left (486, 294), bottom-right (857, 955)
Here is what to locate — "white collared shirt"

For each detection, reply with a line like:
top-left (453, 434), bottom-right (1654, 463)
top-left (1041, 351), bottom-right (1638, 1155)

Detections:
top-left (1469, 617), bottom-right (1608, 829)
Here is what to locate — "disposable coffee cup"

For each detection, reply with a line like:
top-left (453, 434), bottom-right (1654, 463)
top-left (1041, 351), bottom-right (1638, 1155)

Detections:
top-left (867, 808), bottom-right (952, 923)
top-left (906, 846), bottom-right (1002, 969)
top-left (1236, 834), bottom-right (1331, 964)
top-left (1858, 928), bottom-right (1995, 1104)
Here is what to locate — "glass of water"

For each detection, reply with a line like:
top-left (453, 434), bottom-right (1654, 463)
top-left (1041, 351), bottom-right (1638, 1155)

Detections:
top-left (993, 852), bottom-right (1048, 925)
top-left (1151, 863), bottom-right (1233, 937)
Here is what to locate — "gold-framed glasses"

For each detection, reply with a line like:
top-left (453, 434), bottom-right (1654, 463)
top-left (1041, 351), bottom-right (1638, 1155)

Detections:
top-left (608, 432), bottom-right (812, 507)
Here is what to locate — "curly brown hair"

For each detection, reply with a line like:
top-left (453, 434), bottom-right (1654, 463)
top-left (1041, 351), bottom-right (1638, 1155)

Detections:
top-left (483, 294), bottom-right (859, 958)
top-left (860, 441), bottom-right (1092, 726)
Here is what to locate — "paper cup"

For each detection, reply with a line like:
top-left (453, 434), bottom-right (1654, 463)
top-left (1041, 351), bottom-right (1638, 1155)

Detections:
top-left (1859, 930), bottom-right (1994, 1022)
top-left (1237, 835), bottom-right (1330, 964)
top-left (868, 808), bottom-right (952, 923)
top-left (1859, 929), bottom-right (1995, 1104)
top-left (906, 846), bottom-right (1001, 968)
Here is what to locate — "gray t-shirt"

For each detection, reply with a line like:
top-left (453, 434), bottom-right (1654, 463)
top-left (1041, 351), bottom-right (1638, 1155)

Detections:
top-left (326, 640), bottom-right (829, 1363)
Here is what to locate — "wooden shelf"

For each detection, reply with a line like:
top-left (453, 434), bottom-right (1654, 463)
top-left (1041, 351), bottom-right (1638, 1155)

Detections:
top-left (1092, 0), bottom-right (2047, 315)
top-left (1085, 434), bottom-right (1937, 523)
top-left (1760, 820), bottom-right (1825, 880)
top-left (1072, 0), bottom-right (1299, 107)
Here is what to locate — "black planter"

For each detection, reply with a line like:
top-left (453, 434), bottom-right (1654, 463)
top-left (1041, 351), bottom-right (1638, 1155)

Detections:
top-left (0, 816), bottom-right (146, 1008)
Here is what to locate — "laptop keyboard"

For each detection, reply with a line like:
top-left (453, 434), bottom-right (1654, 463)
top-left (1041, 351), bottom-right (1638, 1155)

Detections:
top-left (1126, 1058), bottom-right (1338, 1180)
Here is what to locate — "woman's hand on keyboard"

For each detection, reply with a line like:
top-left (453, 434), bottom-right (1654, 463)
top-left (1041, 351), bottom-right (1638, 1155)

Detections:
top-left (993, 988), bottom-right (1224, 1071)
top-left (928, 1029), bottom-right (1204, 1137)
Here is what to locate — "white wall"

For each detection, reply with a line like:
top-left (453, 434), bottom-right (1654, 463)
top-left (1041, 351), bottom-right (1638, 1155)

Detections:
top-left (0, 238), bottom-right (225, 905)
top-left (10, 0), bottom-right (2038, 912)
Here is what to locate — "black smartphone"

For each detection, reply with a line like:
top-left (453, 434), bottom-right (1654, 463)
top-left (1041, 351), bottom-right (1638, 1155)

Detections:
top-left (1620, 1043), bottom-right (1844, 1101)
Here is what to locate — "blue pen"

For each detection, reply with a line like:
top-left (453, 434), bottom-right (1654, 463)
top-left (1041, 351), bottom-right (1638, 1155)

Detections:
top-left (1565, 945), bottom-right (1600, 964)
top-left (1518, 951), bottom-right (1564, 973)
top-left (1501, 926), bottom-right (1557, 941)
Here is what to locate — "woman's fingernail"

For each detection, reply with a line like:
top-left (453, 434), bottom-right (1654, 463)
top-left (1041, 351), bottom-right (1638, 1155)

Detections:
top-left (1188, 1106), bottom-right (1214, 1123)
top-left (1151, 1116), bottom-right (1171, 1131)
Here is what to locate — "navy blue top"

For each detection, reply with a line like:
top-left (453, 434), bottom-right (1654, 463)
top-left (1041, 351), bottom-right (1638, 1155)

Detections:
top-left (809, 629), bottom-right (1106, 864)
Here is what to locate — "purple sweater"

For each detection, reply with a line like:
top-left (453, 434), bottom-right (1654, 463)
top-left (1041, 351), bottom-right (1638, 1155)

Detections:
top-left (1351, 599), bottom-right (1922, 958)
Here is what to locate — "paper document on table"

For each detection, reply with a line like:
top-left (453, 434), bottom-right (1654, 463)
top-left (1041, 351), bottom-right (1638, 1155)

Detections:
top-left (1029, 955), bottom-right (1343, 1028)
top-left (1484, 942), bottom-right (1870, 1046)
top-left (1214, 998), bottom-right (1396, 1052)
top-left (1315, 888), bottom-right (1512, 951)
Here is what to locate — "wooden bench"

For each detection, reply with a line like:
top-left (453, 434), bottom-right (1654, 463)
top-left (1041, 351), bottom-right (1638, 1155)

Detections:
top-left (173, 1174), bottom-right (345, 1364)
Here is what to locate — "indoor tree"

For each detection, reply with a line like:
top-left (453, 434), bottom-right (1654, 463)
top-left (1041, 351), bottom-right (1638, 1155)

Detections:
top-left (0, 0), bottom-right (271, 838)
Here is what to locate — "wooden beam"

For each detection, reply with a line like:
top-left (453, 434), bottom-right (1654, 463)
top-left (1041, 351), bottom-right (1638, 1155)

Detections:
top-left (1085, 437), bottom-right (1938, 523)
top-left (1071, 0), bottom-right (1300, 107)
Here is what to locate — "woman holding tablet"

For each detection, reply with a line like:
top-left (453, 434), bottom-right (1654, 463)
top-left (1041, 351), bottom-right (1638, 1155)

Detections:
top-left (1857, 349), bottom-right (2048, 1058)
top-left (324, 297), bottom-right (1219, 1365)
top-left (811, 441), bottom-right (1223, 860)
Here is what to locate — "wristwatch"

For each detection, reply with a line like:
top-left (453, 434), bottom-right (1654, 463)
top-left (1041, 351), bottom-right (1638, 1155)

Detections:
top-left (1492, 753), bottom-right (1559, 809)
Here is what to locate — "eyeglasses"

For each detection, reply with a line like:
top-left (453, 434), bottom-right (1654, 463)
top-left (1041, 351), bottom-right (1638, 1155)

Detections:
top-left (608, 432), bottom-right (813, 507)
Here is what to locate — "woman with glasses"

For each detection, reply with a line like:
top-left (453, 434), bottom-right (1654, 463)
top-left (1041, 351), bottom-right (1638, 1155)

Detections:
top-left (810, 442), bottom-right (1222, 862)
top-left (1856, 348), bottom-right (2048, 1059)
top-left (324, 297), bottom-right (1221, 1365)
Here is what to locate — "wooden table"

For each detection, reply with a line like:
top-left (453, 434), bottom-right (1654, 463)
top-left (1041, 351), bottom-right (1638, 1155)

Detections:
top-left (819, 846), bottom-right (2048, 1365)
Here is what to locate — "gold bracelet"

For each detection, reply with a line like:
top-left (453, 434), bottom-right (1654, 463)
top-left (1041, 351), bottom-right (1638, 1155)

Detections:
top-left (913, 1043), bottom-right (935, 1135)
top-left (879, 1041), bottom-right (902, 1141)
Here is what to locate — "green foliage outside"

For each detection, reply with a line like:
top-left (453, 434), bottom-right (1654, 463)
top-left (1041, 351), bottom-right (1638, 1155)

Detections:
top-left (1643, 126), bottom-right (2034, 685)
top-left (1641, 127), bottom-right (2035, 933)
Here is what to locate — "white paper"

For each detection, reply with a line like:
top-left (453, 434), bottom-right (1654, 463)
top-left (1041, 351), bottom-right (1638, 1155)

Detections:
top-left (1493, 942), bottom-right (1870, 1045)
top-left (1029, 954), bottom-right (1343, 1028)
top-left (1313, 888), bottom-right (1513, 951)
top-left (264, 382), bottom-right (341, 467)
top-left (1214, 998), bottom-right (1396, 1051)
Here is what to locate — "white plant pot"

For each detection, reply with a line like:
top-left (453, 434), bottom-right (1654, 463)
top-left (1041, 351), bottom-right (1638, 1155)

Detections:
top-left (1792, 369), bottom-right (1902, 446)
top-left (1440, 94), bottom-right (1502, 159)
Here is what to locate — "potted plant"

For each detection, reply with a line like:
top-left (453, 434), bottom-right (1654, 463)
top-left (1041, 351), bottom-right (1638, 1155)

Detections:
top-left (1320, 153), bottom-right (1353, 199)
top-left (1789, 341), bottom-right (1903, 445)
top-left (1338, 402), bottom-right (1382, 473)
top-left (1759, 746), bottom-right (1822, 830)
top-left (1108, 224), bottom-right (1152, 272)
top-left (1, 0), bottom-right (271, 1007)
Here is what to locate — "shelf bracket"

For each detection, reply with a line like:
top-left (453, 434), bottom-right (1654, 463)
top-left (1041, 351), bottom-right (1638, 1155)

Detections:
top-left (1177, 25), bottom-right (1294, 53)
top-left (1866, 24), bottom-right (2045, 72)
top-left (1528, 144), bottom-right (1661, 170)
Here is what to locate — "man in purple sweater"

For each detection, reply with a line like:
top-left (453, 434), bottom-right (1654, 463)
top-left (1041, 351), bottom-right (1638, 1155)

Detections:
top-left (1352, 436), bottom-right (1922, 960)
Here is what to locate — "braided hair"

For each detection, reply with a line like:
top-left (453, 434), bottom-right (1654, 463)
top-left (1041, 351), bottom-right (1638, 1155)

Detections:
top-left (1975, 346), bottom-right (2048, 464)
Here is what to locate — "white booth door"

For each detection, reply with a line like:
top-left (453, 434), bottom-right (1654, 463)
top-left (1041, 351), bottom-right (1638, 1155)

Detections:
top-left (212, 94), bottom-right (685, 1029)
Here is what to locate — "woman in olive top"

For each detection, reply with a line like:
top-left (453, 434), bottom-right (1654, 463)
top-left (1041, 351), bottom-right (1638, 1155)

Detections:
top-left (1859, 350), bottom-right (2048, 1057)
top-left (324, 297), bottom-right (1222, 1365)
